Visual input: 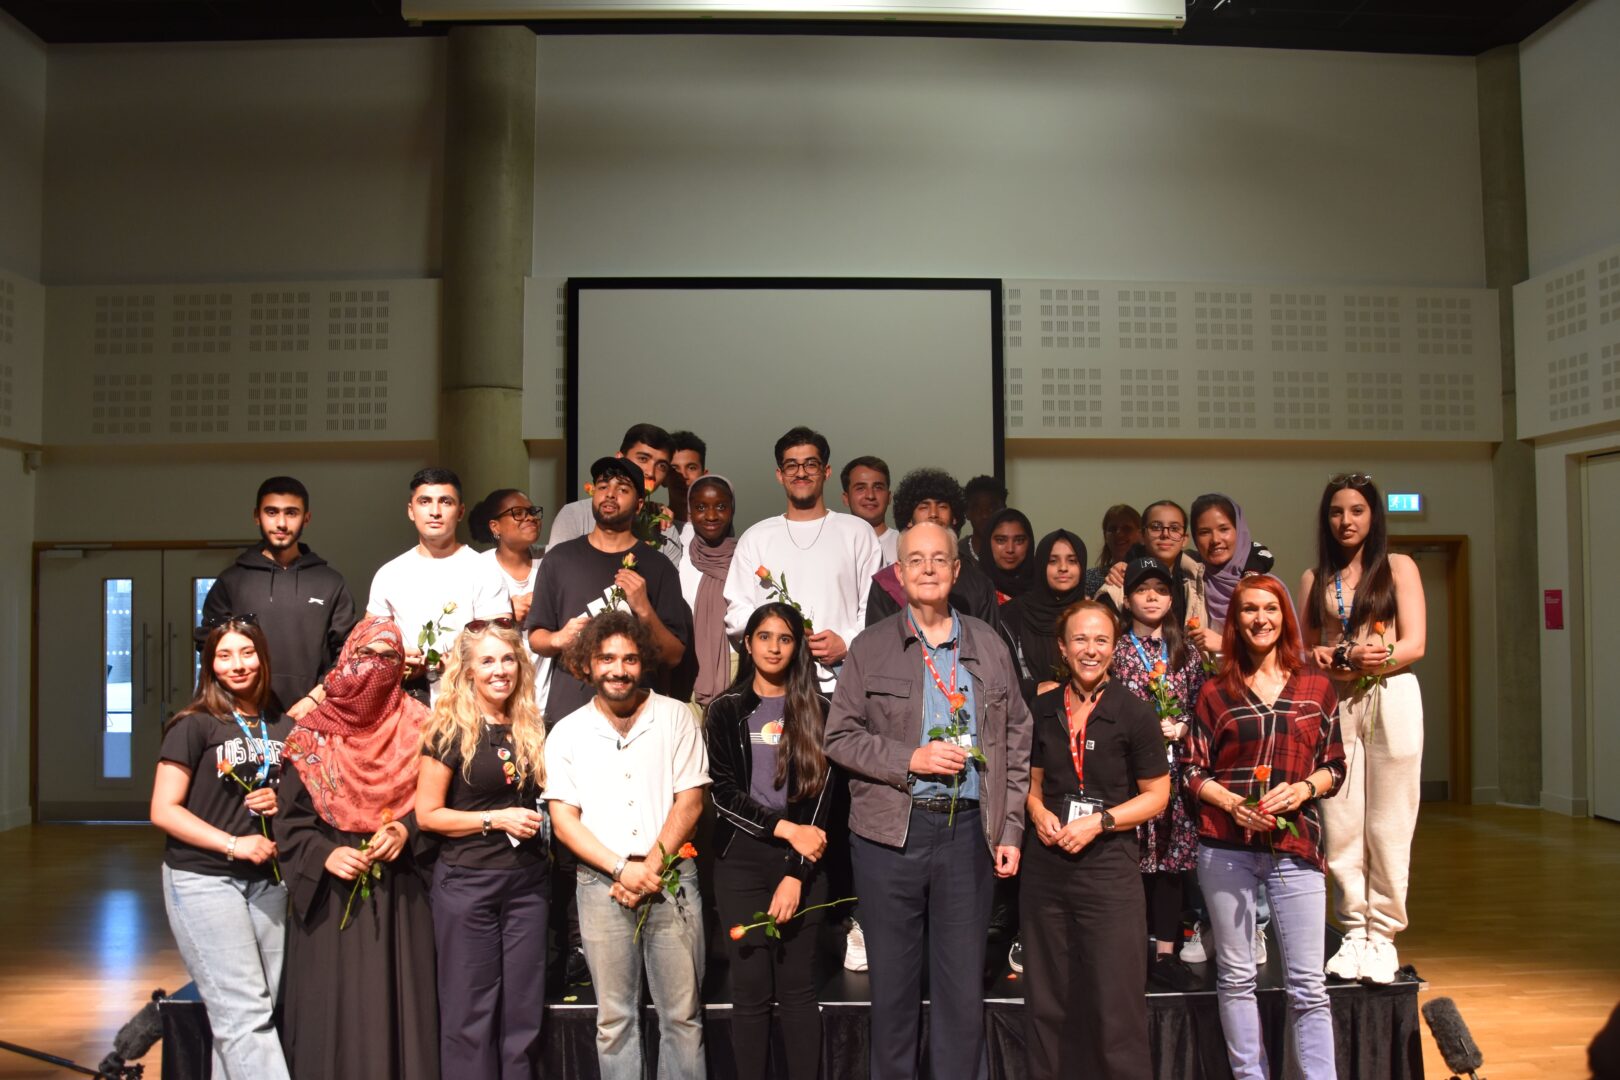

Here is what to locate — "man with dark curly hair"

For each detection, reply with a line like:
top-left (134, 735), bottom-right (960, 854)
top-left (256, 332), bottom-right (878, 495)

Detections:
top-left (546, 609), bottom-right (710, 1080)
top-left (865, 468), bottom-right (1004, 632)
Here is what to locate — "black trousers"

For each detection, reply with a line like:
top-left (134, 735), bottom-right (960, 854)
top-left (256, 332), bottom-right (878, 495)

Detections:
top-left (851, 804), bottom-right (993, 1080)
top-left (430, 858), bottom-right (551, 1080)
top-left (713, 830), bottom-right (829, 1080)
top-left (1019, 839), bottom-right (1152, 1080)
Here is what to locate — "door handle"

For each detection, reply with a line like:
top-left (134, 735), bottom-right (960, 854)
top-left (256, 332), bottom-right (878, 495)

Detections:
top-left (140, 623), bottom-right (153, 704)
top-left (167, 622), bottom-right (178, 705)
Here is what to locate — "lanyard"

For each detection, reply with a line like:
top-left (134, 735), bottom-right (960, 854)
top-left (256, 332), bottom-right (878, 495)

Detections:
top-left (908, 610), bottom-right (962, 720)
top-left (230, 711), bottom-right (271, 788)
top-left (1128, 631), bottom-right (1164, 675)
top-left (1333, 574), bottom-right (1351, 635)
top-left (1062, 684), bottom-right (1103, 787)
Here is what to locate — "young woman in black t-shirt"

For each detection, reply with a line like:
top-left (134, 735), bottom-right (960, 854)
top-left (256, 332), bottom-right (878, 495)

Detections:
top-left (705, 602), bottom-right (833, 1080)
top-left (416, 619), bottom-right (549, 1080)
top-left (150, 618), bottom-right (291, 1080)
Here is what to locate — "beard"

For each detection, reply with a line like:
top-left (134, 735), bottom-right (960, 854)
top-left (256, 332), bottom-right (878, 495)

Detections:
top-left (594, 676), bottom-right (640, 703)
top-left (592, 502), bottom-right (637, 532)
top-left (260, 525), bottom-right (302, 551)
top-left (787, 489), bottom-right (821, 512)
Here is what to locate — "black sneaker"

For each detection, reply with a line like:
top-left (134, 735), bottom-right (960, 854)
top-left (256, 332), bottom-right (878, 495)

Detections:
top-left (1148, 954), bottom-right (1201, 993)
top-left (565, 946), bottom-right (592, 987)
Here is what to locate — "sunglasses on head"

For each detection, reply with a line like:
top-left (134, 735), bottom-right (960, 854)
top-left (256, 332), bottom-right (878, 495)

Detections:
top-left (1330, 472), bottom-right (1374, 486)
top-left (464, 617), bottom-right (519, 634)
top-left (202, 612), bottom-right (259, 630)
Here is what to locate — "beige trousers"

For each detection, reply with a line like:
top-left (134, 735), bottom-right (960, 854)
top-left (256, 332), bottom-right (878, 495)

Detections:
top-left (1321, 671), bottom-right (1423, 941)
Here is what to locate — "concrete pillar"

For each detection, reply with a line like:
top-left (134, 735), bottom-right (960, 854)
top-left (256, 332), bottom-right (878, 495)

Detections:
top-left (1477, 45), bottom-right (1540, 806)
top-left (440, 25), bottom-right (535, 499)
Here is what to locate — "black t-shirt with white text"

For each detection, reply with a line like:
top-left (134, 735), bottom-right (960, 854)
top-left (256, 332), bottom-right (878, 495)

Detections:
top-left (525, 536), bottom-right (692, 724)
top-left (426, 724), bottom-right (548, 871)
top-left (159, 709), bottom-right (291, 881)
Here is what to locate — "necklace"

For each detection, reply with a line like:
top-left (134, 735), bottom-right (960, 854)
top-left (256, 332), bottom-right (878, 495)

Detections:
top-left (784, 513), bottom-right (830, 551)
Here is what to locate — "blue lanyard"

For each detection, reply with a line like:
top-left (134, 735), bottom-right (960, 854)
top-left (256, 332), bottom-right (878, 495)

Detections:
top-left (1333, 574), bottom-right (1351, 634)
top-left (1129, 631), bottom-right (1164, 674)
top-left (230, 712), bottom-right (271, 788)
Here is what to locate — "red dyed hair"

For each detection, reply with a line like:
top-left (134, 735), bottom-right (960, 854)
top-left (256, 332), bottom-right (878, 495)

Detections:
top-left (1217, 574), bottom-right (1308, 698)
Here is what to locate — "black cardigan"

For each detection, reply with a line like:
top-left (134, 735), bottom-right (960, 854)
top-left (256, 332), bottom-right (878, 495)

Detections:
top-left (704, 686), bottom-right (835, 883)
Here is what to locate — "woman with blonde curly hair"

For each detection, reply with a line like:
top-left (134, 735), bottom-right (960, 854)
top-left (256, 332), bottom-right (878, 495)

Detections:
top-left (416, 618), bottom-right (550, 1080)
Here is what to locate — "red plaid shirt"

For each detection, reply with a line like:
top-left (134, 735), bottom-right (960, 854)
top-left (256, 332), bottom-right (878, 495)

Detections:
top-left (1183, 670), bottom-right (1344, 869)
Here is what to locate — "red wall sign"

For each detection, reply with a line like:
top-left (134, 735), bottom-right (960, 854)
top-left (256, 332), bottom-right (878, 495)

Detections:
top-left (1544, 589), bottom-right (1564, 631)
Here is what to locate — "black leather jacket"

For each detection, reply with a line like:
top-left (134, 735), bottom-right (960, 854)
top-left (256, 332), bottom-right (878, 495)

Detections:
top-left (704, 686), bottom-right (836, 883)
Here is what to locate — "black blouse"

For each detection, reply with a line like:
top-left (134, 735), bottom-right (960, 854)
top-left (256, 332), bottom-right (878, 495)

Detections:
top-left (426, 723), bottom-right (548, 871)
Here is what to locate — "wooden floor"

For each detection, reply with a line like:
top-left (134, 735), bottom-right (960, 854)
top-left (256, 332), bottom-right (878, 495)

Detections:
top-left (0, 804), bottom-right (1614, 1079)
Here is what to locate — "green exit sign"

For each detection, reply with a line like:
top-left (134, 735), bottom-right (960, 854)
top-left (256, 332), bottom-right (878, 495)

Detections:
top-left (1387, 492), bottom-right (1423, 513)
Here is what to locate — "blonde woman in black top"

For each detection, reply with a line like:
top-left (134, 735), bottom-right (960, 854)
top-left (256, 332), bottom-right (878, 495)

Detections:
top-left (417, 618), bottom-right (549, 1080)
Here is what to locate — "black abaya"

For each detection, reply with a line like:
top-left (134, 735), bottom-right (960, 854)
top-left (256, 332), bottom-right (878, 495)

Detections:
top-left (276, 765), bottom-right (439, 1080)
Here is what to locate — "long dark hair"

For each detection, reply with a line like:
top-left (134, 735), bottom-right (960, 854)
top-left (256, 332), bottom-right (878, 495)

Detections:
top-left (1217, 575), bottom-right (1307, 699)
top-left (1121, 574), bottom-right (1191, 672)
top-left (1305, 473), bottom-right (1396, 636)
top-left (168, 620), bottom-right (273, 732)
top-left (727, 602), bottom-right (828, 801)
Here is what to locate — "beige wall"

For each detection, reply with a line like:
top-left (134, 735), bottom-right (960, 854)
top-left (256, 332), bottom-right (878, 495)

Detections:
top-left (1007, 439), bottom-right (1502, 801)
top-left (0, 10), bottom-right (45, 281)
top-left (0, 449), bottom-right (37, 829)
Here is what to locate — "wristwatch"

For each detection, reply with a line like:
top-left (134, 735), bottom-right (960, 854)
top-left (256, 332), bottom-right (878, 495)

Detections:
top-left (1099, 810), bottom-right (1116, 832)
top-left (481, 812), bottom-right (493, 836)
top-left (225, 835), bottom-right (237, 861)
top-left (611, 857), bottom-right (628, 882)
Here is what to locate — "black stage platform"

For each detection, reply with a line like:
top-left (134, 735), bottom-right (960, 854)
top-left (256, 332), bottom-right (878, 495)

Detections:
top-left (159, 925), bottom-right (1424, 1079)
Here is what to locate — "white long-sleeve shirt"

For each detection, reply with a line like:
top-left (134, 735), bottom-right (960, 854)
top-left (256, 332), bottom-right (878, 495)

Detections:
top-left (723, 511), bottom-right (882, 690)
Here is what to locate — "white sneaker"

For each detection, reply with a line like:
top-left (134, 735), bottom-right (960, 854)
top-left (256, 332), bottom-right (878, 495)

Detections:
top-left (1325, 932), bottom-right (1366, 980)
top-left (1008, 937), bottom-right (1025, 974)
top-left (1359, 938), bottom-right (1399, 984)
top-left (1253, 923), bottom-right (1268, 966)
top-left (843, 919), bottom-right (869, 972)
top-left (1181, 923), bottom-right (1208, 964)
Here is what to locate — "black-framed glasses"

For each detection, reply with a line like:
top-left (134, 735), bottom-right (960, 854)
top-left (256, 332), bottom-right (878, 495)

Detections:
top-left (1145, 522), bottom-right (1186, 538)
top-left (464, 617), bottom-right (519, 633)
top-left (1330, 472), bottom-right (1374, 486)
top-left (495, 505), bottom-right (543, 522)
top-left (779, 460), bottom-right (824, 476)
top-left (202, 612), bottom-right (259, 630)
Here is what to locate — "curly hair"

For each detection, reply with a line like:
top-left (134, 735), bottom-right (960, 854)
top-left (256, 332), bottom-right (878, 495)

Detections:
top-left (564, 609), bottom-right (660, 683)
top-left (893, 467), bottom-right (967, 532)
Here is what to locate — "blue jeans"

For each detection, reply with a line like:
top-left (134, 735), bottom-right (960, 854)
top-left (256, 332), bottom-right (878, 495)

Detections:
top-left (576, 861), bottom-right (705, 1080)
top-left (1197, 846), bottom-right (1335, 1080)
top-left (161, 865), bottom-right (290, 1080)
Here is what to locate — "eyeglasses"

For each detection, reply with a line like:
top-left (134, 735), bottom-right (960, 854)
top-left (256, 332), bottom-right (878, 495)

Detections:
top-left (494, 505), bottom-right (543, 522)
top-left (1330, 472), bottom-right (1374, 486)
top-left (464, 617), bottom-right (519, 633)
top-left (779, 460), bottom-right (824, 476)
top-left (902, 555), bottom-right (956, 571)
top-left (202, 612), bottom-right (259, 630)
top-left (1145, 523), bottom-right (1186, 538)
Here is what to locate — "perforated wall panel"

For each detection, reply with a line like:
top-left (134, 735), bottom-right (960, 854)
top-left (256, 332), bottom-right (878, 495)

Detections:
top-left (44, 279), bottom-right (439, 445)
top-left (1004, 280), bottom-right (1500, 441)
top-left (521, 277), bottom-right (567, 441)
top-left (0, 269), bottom-right (45, 446)
top-left (1515, 241), bottom-right (1620, 440)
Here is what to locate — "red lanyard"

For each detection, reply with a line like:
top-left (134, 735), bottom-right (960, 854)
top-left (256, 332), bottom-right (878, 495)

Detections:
top-left (909, 612), bottom-right (960, 707)
top-left (1062, 684), bottom-right (1097, 787)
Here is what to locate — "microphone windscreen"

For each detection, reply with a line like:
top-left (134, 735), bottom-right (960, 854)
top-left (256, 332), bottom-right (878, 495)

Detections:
top-left (1422, 997), bottom-right (1485, 1073)
top-left (111, 994), bottom-right (165, 1059)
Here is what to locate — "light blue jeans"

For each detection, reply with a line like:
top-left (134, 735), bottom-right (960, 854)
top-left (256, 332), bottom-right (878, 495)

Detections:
top-left (576, 861), bottom-right (706, 1080)
top-left (1197, 846), bottom-right (1335, 1080)
top-left (161, 864), bottom-right (290, 1080)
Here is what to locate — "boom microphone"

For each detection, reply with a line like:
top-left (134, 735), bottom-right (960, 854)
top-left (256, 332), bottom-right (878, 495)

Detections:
top-left (96, 988), bottom-right (167, 1079)
top-left (1421, 996), bottom-right (1485, 1080)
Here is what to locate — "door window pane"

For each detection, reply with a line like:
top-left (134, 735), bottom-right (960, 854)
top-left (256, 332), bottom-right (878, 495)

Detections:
top-left (191, 577), bottom-right (216, 690)
top-left (103, 579), bottom-right (134, 780)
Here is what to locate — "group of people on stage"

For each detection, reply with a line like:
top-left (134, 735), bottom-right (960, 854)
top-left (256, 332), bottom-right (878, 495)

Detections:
top-left (148, 421), bottom-right (1427, 1080)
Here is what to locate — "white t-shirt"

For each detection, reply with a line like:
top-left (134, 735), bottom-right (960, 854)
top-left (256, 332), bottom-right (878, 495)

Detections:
top-left (543, 691), bottom-right (710, 858)
top-left (677, 521), bottom-right (704, 612)
top-left (479, 548), bottom-right (552, 708)
top-left (723, 510), bottom-right (883, 689)
top-left (366, 545), bottom-right (507, 699)
top-left (876, 527), bottom-right (900, 568)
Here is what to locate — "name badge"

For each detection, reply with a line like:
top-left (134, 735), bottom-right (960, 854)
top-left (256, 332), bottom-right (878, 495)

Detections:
top-left (1062, 793), bottom-right (1101, 825)
top-left (1085, 739), bottom-right (1095, 751)
top-left (1167, 742), bottom-right (1178, 765)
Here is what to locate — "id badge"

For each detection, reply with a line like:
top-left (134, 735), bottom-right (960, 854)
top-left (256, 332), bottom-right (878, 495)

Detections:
top-left (1063, 794), bottom-right (1100, 825)
top-left (1167, 742), bottom-right (1178, 766)
top-left (951, 731), bottom-right (974, 751)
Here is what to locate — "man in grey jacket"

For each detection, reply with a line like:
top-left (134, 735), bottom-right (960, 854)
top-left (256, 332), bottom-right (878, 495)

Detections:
top-left (824, 521), bottom-right (1032, 1080)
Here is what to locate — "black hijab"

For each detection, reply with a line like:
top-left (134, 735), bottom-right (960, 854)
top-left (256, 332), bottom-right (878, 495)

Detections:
top-left (980, 508), bottom-right (1037, 599)
top-left (1004, 530), bottom-right (1088, 694)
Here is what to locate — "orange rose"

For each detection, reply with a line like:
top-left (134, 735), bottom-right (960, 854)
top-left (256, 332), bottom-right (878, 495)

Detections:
top-left (729, 925), bottom-right (747, 941)
top-left (584, 483), bottom-right (594, 496)
top-left (947, 692), bottom-right (968, 713)
top-left (1253, 764), bottom-right (1272, 784)
top-left (644, 477), bottom-right (657, 493)
top-left (217, 759), bottom-right (232, 776)
top-left (380, 806), bottom-right (394, 826)
top-left (1151, 661), bottom-right (1167, 678)
top-left (755, 566), bottom-right (771, 581)
top-left (678, 842), bottom-right (698, 860)
top-left (1372, 621), bottom-right (1387, 636)
top-left (1185, 616), bottom-right (1201, 631)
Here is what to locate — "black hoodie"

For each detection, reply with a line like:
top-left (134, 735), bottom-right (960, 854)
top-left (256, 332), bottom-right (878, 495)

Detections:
top-left (197, 544), bottom-right (358, 710)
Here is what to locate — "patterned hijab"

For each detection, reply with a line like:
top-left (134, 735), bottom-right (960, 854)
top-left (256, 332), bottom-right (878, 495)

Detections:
top-left (283, 616), bottom-right (428, 834)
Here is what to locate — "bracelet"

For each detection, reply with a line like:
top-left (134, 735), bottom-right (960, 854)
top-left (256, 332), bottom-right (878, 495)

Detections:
top-left (1303, 778), bottom-right (1319, 800)
top-left (611, 857), bottom-right (627, 882)
top-left (225, 836), bottom-right (237, 861)
top-left (482, 812), bottom-right (493, 837)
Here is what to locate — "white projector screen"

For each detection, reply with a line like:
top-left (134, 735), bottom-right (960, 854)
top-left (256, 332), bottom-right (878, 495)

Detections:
top-left (568, 279), bottom-right (1003, 532)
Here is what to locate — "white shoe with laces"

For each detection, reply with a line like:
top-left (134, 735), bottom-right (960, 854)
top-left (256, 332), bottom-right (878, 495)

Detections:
top-left (844, 919), bottom-right (869, 973)
top-left (1253, 923), bottom-right (1268, 966)
top-left (1359, 937), bottom-right (1399, 984)
top-left (1181, 923), bottom-right (1208, 964)
top-left (1325, 931), bottom-right (1367, 980)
